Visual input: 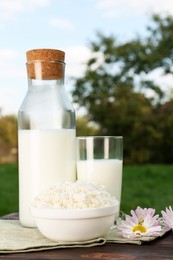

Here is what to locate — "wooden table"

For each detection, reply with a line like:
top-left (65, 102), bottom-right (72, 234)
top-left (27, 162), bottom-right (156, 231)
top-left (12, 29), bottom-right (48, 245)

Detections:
top-left (0, 213), bottom-right (173, 260)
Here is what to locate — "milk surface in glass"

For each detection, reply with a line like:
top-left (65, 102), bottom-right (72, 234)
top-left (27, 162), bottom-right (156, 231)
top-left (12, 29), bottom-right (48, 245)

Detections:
top-left (77, 159), bottom-right (122, 201)
top-left (18, 129), bottom-right (76, 227)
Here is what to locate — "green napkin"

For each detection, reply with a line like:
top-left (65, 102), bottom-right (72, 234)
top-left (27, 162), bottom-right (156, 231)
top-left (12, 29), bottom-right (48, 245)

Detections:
top-left (0, 220), bottom-right (105, 253)
top-left (0, 219), bottom-right (170, 253)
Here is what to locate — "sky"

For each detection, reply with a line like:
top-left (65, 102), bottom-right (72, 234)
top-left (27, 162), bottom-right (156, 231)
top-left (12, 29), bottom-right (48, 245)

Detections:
top-left (0, 0), bottom-right (173, 115)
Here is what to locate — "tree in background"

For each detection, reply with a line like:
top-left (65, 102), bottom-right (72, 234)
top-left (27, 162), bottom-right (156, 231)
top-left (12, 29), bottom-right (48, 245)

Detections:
top-left (0, 115), bottom-right (17, 147)
top-left (76, 116), bottom-right (99, 136)
top-left (0, 115), bottom-right (18, 163)
top-left (72, 15), bottom-right (173, 164)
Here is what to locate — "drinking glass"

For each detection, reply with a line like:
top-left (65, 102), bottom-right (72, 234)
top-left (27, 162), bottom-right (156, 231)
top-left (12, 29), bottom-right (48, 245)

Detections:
top-left (76, 136), bottom-right (123, 213)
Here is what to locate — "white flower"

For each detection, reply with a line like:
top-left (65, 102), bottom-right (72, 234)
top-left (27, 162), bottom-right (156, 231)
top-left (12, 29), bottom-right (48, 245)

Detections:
top-left (134, 206), bottom-right (160, 225)
top-left (117, 207), bottom-right (162, 239)
top-left (161, 206), bottom-right (173, 230)
top-left (135, 206), bottom-right (155, 218)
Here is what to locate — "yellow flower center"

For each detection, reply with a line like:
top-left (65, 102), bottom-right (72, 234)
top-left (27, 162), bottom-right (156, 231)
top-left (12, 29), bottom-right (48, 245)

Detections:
top-left (133, 224), bottom-right (147, 235)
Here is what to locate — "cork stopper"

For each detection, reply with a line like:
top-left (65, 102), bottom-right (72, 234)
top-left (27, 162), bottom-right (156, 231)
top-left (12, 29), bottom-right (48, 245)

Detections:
top-left (26, 49), bottom-right (65, 80)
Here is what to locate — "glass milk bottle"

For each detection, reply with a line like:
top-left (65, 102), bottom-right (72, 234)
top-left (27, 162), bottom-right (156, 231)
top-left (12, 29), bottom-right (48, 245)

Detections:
top-left (18, 49), bottom-right (76, 227)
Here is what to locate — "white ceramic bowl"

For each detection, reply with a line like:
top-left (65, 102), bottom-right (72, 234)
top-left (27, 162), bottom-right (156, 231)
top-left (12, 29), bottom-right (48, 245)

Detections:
top-left (31, 201), bottom-right (119, 242)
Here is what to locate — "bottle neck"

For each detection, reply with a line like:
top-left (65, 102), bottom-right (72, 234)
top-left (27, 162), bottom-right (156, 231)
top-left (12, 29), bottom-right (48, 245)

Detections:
top-left (19, 60), bottom-right (75, 130)
top-left (28, 78), bottom-right (64, 89)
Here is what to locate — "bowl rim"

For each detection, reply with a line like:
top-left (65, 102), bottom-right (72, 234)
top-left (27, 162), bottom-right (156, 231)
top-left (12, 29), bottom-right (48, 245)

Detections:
top-left (31, 201), bottom-right (119, 219)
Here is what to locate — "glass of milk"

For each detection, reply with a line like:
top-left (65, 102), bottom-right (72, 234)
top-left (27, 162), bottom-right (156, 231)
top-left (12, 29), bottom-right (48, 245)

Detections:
top-left (76, 136), bottom-right (123, 214)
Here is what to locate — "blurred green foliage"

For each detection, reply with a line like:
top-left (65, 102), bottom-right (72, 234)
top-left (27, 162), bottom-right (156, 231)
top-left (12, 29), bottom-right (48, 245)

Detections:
top-left (73, 14), bottom-right (173, 164)
top-left (0, 115), bottom-right (17, 148)
top-left (0, 115), bottom-right (18, 163)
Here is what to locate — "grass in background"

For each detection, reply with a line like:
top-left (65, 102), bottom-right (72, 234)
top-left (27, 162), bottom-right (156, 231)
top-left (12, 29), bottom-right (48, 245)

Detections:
top-left (0, 164), bottom-right (18, 216)
top-left (0, 164), bottom-right (173, 216)
top-left (121, 164), bottom-right (173, 214)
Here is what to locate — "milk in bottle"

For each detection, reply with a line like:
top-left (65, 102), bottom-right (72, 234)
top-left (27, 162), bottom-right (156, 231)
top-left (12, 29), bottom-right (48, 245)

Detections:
top-left (18, 49), bottom-right (76, 227)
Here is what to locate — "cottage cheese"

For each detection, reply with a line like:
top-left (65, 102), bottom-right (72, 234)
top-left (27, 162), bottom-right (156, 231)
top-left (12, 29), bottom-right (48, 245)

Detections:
top-left (32, 181), bottom-right (117, 209)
